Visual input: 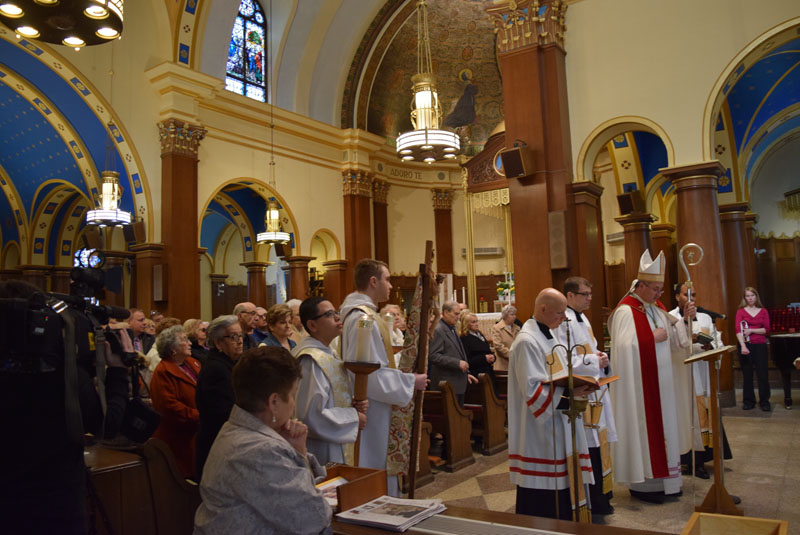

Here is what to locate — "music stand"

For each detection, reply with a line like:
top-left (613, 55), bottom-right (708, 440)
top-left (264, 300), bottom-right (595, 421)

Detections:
top-left (684, 345), bottom-right (743, 516)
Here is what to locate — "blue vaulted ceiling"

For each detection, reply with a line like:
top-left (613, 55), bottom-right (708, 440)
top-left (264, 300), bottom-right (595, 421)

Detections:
top-left (0, 36), bottom-right (134, 254)
top-left (725, 36), bottom-right (800, 174)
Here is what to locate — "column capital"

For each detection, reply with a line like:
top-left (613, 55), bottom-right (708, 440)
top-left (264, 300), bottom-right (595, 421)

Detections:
top-left (615, 212), bottom-right (656, 227)
top-left (209, 273), bottom-right (229, 282)
top-left (569, 181), bottom-right (604, 206)
top-left (651, 223), bottom-right (676, 240)
top-left (661, 161), bottom-right (726, 192)
top-left (487, 0), bottom-right (568, 54)
top-left (719, 202), bottom-right (751, 219)
top-left (283, 255), bottom-right (316, 266)
top-left (321, 259), bottom-right (348, 271)
top-left (158, 118), bottom-right (207, 158)
top-left (432, 188), bottom-right (455, 210)
top-left (240, 261), bottom-right (271, 273)
top-left (342, 169), bottom-right (373, 197)
top-left (372, 179), bottom-right (390, 204)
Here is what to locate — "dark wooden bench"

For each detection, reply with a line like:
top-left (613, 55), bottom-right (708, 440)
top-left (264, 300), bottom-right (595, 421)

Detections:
top-left (423, 381), bottom-right (475, 472)
top-left (402, 421), bottom-right (434, 493)
top-left (494, 371), bottom-right (508, 401)
top-left (464, 373), bottom-right (508, 455)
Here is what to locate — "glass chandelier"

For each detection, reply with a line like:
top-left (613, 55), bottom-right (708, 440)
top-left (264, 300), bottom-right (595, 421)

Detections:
top-left (0, 0), bottom-right (123, 50)
top-left (85, 170), bottom-right (131, 227)
top-left (256, 0), bottom-right (289, 245)
top-left (396, 0), bottom-right (459, 164)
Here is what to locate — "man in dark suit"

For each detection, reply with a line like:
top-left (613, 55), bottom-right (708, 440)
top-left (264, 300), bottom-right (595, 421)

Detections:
top-left (429, 300), bottom-right (476, 406)
top-left (127, 308), bottom-right (155, 354)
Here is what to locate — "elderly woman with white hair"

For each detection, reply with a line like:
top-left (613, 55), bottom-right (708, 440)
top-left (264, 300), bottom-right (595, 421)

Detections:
top-left (150, 325), bottom-right (203, 478)
top-left (491, 305), bottom-right (520, 372)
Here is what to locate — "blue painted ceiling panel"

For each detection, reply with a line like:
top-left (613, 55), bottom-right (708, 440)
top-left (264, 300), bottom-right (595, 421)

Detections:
top-left (47, 191), bottom-right (79, 264)
top-left (745, 114), bottom-right (800, 179)
top-left (631, 131), bottom-right (667, 186)
top-left (200, 209), bottom-right (234, 258)
top-left (0, 183), bottom-right (19, 244)
top-left (223, 186), bottom-right (269, 234)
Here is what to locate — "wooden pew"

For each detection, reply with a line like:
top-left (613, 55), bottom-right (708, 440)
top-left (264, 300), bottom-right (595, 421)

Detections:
top-left (494, 371), bottom-right (508, 401)
top-left (423, 381), bottom-right (475, 472)
top-left (464, 373), bottom-right (508, 455)
top-left (140, 438), bottom-right (202, 535)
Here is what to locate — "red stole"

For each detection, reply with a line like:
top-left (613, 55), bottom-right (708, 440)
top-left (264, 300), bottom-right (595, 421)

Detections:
top-left (619, 295), bottom-right (668, 478)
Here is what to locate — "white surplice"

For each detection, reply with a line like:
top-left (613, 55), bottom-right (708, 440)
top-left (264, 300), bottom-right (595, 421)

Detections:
top-left (293, 336), bottom-right (359, 465)
top-left (668, 307), bottom-right (721, 396)
top-left (508, 319), bottom-right (594, 492)
top-left (340, 292), bottom-right (415, 496)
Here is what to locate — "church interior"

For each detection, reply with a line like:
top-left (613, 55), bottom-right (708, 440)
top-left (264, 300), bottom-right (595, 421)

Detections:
top-left (1, 0), bottom-right (799, 533)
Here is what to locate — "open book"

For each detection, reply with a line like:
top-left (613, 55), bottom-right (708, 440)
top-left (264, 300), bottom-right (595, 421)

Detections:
top-left (543, 350), bottom-right (618, 389)
top-left (336, 496), bottom-right (446, 531)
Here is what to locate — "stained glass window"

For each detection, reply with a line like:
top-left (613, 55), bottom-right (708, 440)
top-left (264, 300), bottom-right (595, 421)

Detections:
top-left (226, 0), bottom-right (266, 102)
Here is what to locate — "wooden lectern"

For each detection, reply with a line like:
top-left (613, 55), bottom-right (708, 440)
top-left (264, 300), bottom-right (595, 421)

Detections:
top-left (684, 345), bottom-right (743, 516)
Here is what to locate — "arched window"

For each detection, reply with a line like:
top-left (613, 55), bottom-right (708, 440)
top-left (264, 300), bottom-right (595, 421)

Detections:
top-left (225, 0), bottom-right (267, 102)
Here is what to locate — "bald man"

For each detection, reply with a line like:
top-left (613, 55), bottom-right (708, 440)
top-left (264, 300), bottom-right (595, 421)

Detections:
top-left (508, 289), bottom-right (595, 521)
top-left (233, 302), bottom-right (258, 351)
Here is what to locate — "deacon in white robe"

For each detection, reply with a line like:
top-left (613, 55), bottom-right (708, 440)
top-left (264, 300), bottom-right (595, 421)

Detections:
top-left (509, 289), bottom-right (594, 521)
top-left (339, 260), bottom-right (426, 496)
top-left (557, 275), bottom-right (618, 515)
top-left (609, 250), bottom-right (696, 502)
top-left (293, 298), bottom-right (362, 465)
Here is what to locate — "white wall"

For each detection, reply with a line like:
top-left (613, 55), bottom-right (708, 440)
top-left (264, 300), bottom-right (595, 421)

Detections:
top-left (750, 136), bottom-right (800, 238)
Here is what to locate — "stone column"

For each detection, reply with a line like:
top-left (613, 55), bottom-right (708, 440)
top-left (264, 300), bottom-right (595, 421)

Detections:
top-left (663, 162), bottom-right (728, 368)
top-left (342, 169), bottom-right (373, 293)
top-left (719, 202), bottom-right (755, 406)
top-left (50, 266), bottom-right (73, 295)
top-left (432, 189), bottom-right (454, 274)
top-left (373, 179), bottom-right (390, 265)
top-left (19, 265), bottom-right (50, 292)
top-left (487, 1), bottom-right (571, 319)
top-left (568, 181), bottom-right (605, 333)
top-left (651, 223), bottom-right (677, 310)
top-left (158, 119), bottom-right (207, 320)
top-left (209, 273), bottom-right (229, 319)
top-left (129, 243), bottom-right (165, 315)
top-left (615, 213), bottom-right (655, 286)
top-left (282, 256), bottom-right (316, 300)
top-left (322, 260), bottom-right (348, 308)
top-left (241, 261), bottom-right (269, 306)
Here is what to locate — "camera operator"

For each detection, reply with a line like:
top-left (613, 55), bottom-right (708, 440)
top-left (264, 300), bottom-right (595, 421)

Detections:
top-left (0, 280), bottom-right (132, 535)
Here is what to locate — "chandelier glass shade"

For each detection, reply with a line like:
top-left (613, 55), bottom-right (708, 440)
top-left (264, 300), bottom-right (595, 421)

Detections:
top-left (395, 0), bottom-right (459, 164)
top-left (256, 198), bottom-right (290, 245)
top-left (0, 0), bottom-right (123, 49)
top-left (85, 170), bottom-right (132, 227)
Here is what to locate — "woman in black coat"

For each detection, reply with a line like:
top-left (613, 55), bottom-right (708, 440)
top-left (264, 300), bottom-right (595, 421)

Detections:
top-left (458, 310), bottom-right (496, 388)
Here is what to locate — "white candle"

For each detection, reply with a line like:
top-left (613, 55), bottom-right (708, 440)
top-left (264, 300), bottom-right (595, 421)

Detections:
top-left (461, 287), bottom-right (465, 304)
top-left (453, 290), bottom-right (457, 301)
top-left (356, 314), bottom-right (373, 362)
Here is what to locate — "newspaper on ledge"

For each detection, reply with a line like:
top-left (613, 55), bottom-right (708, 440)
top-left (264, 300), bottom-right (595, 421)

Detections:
top-left (335, 495), bottom-right (446, 531)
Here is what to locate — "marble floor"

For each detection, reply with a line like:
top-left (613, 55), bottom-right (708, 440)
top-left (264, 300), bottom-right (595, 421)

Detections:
top-left (414, 389), bottom-right (800, 534)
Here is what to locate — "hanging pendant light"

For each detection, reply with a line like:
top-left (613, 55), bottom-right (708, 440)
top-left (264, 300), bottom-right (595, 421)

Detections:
top-left (396, 0), bottom-right (459, 164)
top-left (256, 0), bottom-right (289, 246)
top-left (0, 1), bottom-right (123, 50)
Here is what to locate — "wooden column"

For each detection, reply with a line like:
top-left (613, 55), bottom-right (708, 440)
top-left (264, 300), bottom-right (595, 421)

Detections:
top-left (373, 179), bottom-right (390, 265)
top-left (158, 119), bottom-right (207, 320)
top-left (719, 202), bottom-right (755, 407)
top-left (241, 261), bottom-right (269, 306)
top-left (49, 267), bottom-right (72, 294)
top-left (322, 260), bottom-right (348, 308)
top-left (743, 212), bottom-right (758, 288)
top-left (102, 251), bottom-right (133, 308)
top-left (568, 181), bottom-right (605, 334)
top-left (663, 161), bottom-right (729, 400)
top-left (282, 256), bottom-right (315, 300)
top-left (432, 189), bottom-right (454, 274)
top-left (19, 265), bottom-right (50, 292)
top-left (651, 223), bottom-right (677, 310)
top-left (342, 170), bottom-right (373, 294)
top-left (487, 2), bottom-right (570, 319)
top-left (129, 243), bottom-right (164, 314)
top-left (210, 273), bottom-right (228, 319)
top-left (615, 213), bottom-right (655, 286)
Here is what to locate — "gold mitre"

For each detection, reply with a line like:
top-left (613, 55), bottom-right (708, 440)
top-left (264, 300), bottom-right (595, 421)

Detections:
top-left (637, 249), bottom-right (665, 283)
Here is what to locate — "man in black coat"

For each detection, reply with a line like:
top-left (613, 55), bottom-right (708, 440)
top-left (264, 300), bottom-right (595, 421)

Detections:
top-left (429, 300), bottom-right (476, 406)
top-left (195, 315), bottom-right (244, 479)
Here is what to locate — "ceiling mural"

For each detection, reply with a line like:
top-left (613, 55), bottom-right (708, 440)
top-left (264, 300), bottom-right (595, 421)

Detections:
top-left (366, 0), bottom-right (503, 156)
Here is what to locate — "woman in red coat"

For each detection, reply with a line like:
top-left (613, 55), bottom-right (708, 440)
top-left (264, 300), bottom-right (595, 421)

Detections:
top-left (150, 325), bottom-right (202, 479)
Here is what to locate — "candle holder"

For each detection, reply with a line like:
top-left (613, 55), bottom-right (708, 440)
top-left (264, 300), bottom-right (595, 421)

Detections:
top-left (343, 313), bottom-right (381, 466)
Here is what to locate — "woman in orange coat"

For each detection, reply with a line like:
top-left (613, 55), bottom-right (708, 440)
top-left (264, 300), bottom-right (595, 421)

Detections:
top-left (150, 325), bottom-right (202, 479)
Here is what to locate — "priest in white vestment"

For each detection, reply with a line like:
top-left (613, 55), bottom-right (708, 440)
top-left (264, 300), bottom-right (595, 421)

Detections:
top-left (509, 288), bottom-right (595, 521)
top-left (340, 259), bottom-right (427, 496)
top-left (294, 297), bottom-right (367, 465)
top-left (609, 250), bottom-right (696, 503)
top-left (557, 276), bottom-right (617, 515)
